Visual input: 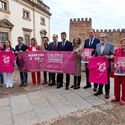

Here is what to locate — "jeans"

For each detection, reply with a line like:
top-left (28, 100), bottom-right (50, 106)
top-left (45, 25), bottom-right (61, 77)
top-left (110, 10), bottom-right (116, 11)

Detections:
top-left (0, 73), bottom-right (4, 84)
top-left (20, 72), bottom-right (28, 84)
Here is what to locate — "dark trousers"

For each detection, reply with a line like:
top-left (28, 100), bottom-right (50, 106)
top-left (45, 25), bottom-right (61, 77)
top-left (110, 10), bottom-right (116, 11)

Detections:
top-left (85, 64), bottom-right (90, 86)
top-left (57, 73), bottom-right (70, 87)
top-left (49, 73), bottom-right (56, 84)
top-left (74, 76), bottom-right (81, 86)
top-left (98, 70), bottom-right (110, 94)
top-left (85, 64), bottom-right (98, 88)
top-left (0, 73), bottom-right (4, 84)
top-left (20, 72), bottom-right (28, 84)
top-left (43, 71), bottom-right (51, 83)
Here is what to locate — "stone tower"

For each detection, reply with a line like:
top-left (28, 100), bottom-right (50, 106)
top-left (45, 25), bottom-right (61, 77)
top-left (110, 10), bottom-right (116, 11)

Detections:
top-left (69, 18), bottom-right (92, 42)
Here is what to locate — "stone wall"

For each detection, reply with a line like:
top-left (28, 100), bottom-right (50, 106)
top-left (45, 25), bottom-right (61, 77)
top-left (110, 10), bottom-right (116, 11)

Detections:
top-left (69, 18), bottom-right (125, 48)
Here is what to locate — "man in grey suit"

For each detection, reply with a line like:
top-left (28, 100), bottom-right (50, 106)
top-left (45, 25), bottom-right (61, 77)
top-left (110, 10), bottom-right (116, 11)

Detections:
top-left (94, 33), bottom-right (114, 99)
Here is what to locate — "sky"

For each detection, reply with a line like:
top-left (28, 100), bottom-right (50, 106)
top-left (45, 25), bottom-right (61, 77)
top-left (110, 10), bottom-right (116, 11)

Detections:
top-left (44, 0), bottom-right (125, 40)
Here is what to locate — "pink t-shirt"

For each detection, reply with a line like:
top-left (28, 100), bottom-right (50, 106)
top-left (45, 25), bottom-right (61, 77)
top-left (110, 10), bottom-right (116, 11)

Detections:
top-left (0, 51), bottom-right (15, 72)
top-left (88, 56), bottom-right (109, 84)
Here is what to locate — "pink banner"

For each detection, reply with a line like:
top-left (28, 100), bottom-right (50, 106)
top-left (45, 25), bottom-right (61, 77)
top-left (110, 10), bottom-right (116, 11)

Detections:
top-left (81, 48), bottom-right (94, 63)
top-left (27, 51), bottom-right (45, 72)
top-left (18, 52), bottom-right (28, 72)
top-left (114, 57), bottom-right (125, 76)
top-left (0, 51), bottom-right (15, 72)
top-left (18, 51), bottom-right (77, 74)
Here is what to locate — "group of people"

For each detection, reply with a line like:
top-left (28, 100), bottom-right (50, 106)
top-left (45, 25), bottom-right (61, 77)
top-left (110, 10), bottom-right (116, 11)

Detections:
top-left (0, 29), bottom-right (125, 105)
top-left (75, 29), bottom-right (125, 105)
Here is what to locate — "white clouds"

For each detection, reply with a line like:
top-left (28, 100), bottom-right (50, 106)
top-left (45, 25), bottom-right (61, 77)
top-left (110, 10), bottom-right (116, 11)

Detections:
top-left (44, 0), bottom-right (125, 39)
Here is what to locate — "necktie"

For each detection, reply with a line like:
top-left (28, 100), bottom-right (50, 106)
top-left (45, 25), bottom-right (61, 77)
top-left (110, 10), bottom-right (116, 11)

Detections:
top-left (89, 38), bottom-right (93, 46)
top-left (62, 42), bottom-right (65, 47)
top-left (54, 42), bottom-right (57, 50)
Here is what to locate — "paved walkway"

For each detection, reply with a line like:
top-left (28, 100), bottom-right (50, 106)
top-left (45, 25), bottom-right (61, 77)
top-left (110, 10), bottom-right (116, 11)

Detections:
top-left (0, 70), bottom-right (115, 125)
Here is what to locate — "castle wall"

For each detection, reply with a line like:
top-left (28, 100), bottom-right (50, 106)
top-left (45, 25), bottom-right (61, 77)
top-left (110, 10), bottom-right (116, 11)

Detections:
top-left (69, 18), bottom-right (125, 48)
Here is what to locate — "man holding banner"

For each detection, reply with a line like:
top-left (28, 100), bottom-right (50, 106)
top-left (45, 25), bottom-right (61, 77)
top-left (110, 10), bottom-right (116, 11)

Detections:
top-left (48, 34), bottom-right (59, 86)
top-left (93, 33), bottom-right (114, 99)
top-left (76, 29), bottom-right (100, 91)
top-left (57, 32), bottom-right (73, 90)
top-left (15, 37), bottom-right (28, 87)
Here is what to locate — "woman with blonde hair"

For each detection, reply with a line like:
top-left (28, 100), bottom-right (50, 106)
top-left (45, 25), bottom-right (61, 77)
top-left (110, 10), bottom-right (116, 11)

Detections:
top-left (28, 38), bottom-right (41, 84)
top-left (71, 36), bottom-right (82, 89)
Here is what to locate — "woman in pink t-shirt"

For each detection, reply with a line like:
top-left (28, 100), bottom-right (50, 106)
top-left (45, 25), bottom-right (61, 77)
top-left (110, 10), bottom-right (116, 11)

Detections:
top-left (2, 40), bottom-right (15, 88)
top-left (111, 37), bottom-right (125, 105)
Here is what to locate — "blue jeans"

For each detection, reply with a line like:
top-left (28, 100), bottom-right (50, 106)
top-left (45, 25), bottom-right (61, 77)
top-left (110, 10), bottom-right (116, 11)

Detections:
top-left (20, 72), bottom-right (28, 84)
top-left (0, 73), bottom-right (4, 84)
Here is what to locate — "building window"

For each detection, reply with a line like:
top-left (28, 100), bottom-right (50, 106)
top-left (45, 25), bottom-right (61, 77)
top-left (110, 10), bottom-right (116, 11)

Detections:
top-left (22, 28), bottom-right (32, 45)
top-left (0, 32), bottom-right (8, 45)
top-left (24, 34), bottom-right (30, 46)
top-left (0, 0), bottom-right (9, 13)
top-left (40, 17), bottom-right (45, 25)
top-left (23, 9), bottom-right (30, 21)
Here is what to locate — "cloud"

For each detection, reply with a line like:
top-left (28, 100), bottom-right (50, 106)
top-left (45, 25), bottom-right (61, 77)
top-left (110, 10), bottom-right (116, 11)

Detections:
top-left (45, 0), bottom-right (125, 40)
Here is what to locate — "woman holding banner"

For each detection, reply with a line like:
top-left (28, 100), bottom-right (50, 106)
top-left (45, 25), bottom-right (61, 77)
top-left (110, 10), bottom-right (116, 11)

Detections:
top-left (2, 40), bottom-right (15, 88)
top-left (28, 38), bottom-right (41, 85)
top-left (111, 37), bottom-right (125, 105)
top-left (71, 36), bottom-right (82, 89)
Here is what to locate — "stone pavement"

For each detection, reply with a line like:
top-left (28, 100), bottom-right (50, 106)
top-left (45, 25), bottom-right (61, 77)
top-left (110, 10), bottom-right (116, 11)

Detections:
top-left (0, 70), bottom-right (125, 125)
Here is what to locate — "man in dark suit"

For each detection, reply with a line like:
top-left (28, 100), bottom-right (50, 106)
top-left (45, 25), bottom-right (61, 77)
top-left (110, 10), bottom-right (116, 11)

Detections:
top-left (83, 29), bottom-right (100, 90)
top-left (15, 37), bottom-right (28, 87)
top-left (48, 34), bottom-right (59, 86)
top-left (57, 32), bottom-right (73, 90)
top-left (94, 33), bottom-right (114, 99)
top-left (42, 36), bottom-right (51, 85)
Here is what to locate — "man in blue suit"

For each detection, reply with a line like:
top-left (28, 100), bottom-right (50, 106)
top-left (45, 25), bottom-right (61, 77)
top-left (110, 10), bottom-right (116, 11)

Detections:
top-left (57, 32), bottom-right (73, 90)
top-left (48, 34), bottom-right (59, 86)
top-left (83, 29), bottom-right (100, 90)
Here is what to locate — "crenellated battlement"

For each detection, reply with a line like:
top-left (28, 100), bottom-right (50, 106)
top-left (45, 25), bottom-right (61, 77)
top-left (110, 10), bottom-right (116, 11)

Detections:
top-left (69, 17), bottom-right (125, 47)
top-left (70, 18), bottom-right (92, 23)
top-left (94, 29), bottom-right (125, 33)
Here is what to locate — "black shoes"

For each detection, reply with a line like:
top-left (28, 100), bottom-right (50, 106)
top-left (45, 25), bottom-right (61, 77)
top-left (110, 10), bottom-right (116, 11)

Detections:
top-left (41, 81), bottom-right (47, 85)
top-left (93, 88), bottom-right (97, 92)
top-left (19, 82), bottom-right (27, 87)
top-left (74, 86), bottom-right (80, 89)
top-left (94, 91), bottom-right (103, 96)
top-left (48, 83), bottom-right (55, 86)
top-left (105, 93), bottom-right (110, 99)
top-left (83, 85), bottom-right (91, 89)
top-left (57, 84), bottom-right (63, 89)
top-left (19, 83), bottom-right (24, 87)
top-left (23, 83), bottom-right (28, 87)
top-left (94, 91), bottom-right (110, 99)
top-left (65, 86), bottom-right (69, 90)
top-left (70, 85), bottom-right (75, 88)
